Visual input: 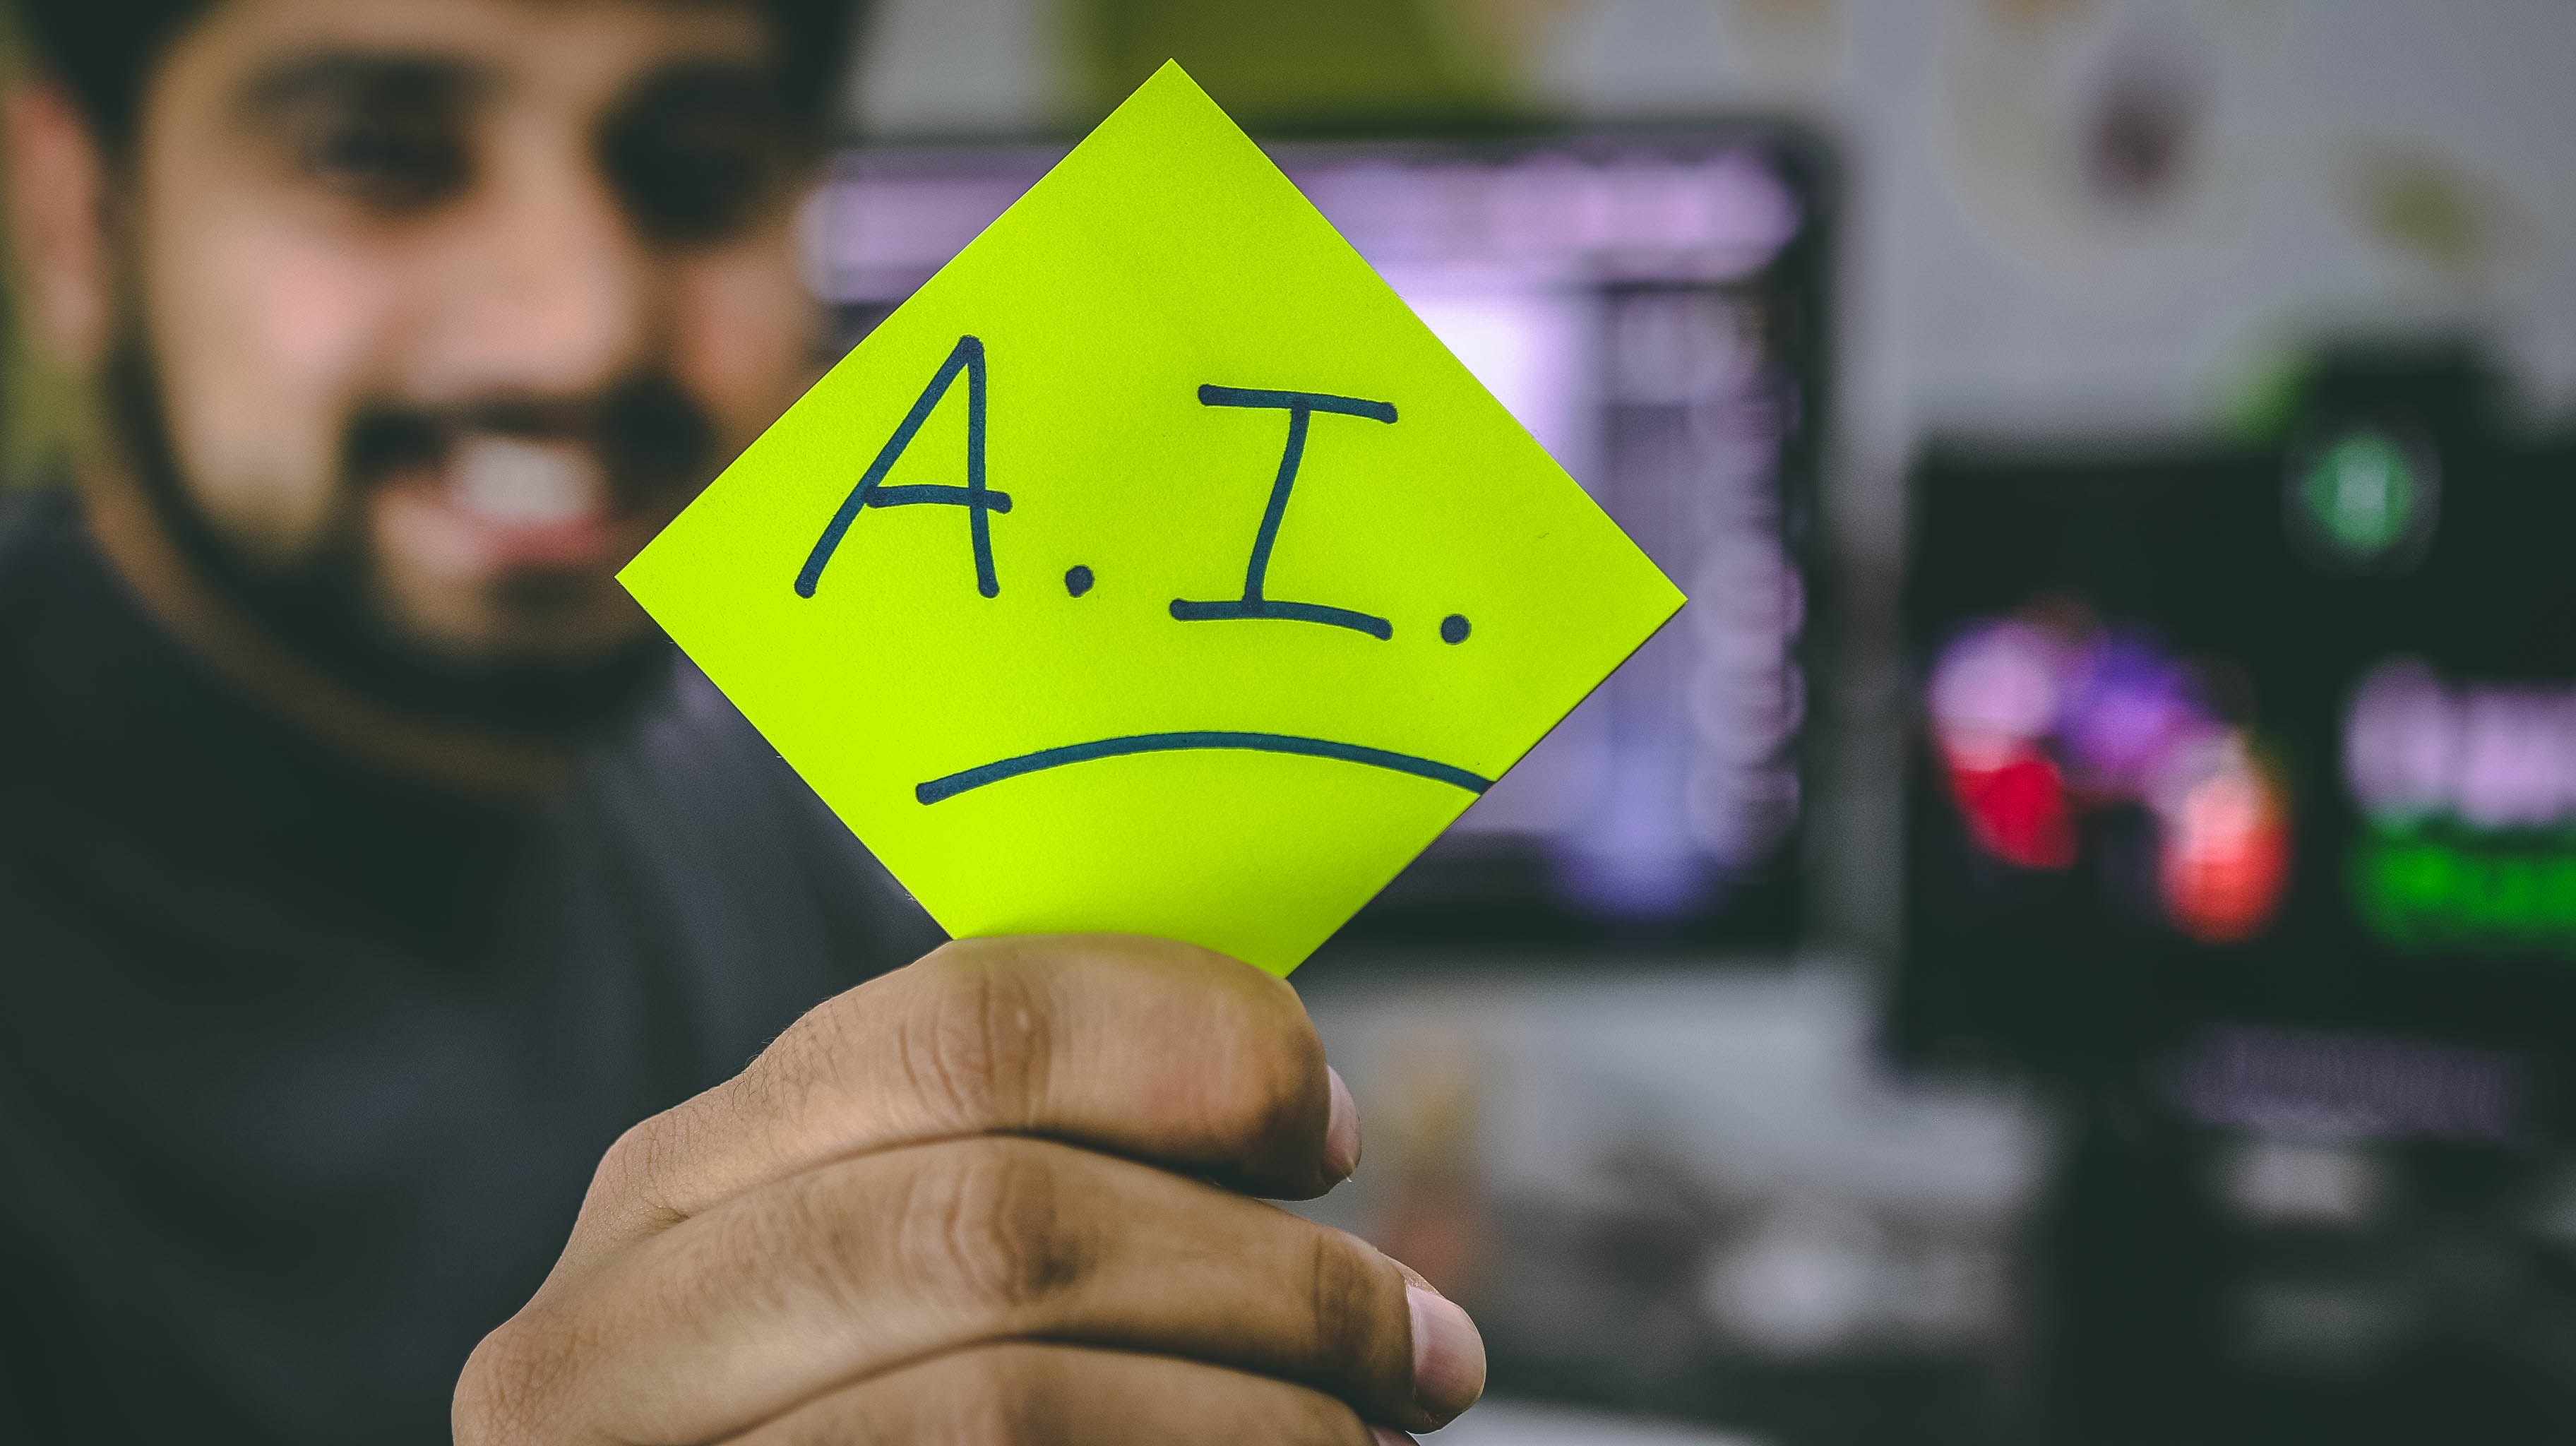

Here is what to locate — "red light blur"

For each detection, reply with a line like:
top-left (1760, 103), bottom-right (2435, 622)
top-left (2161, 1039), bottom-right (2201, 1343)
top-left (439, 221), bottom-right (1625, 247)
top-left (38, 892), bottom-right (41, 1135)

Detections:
top-left (2158, 755), bottom-right (2292, 943)
top-left (1931, 611), bottom-right (2293, 942)
top-left (1945, 746), bottom-right (2080, 871)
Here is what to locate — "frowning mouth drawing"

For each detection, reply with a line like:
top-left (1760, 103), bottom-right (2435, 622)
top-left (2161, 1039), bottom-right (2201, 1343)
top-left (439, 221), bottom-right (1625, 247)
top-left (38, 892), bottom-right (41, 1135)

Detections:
top-left (914, 732), bottom-right (1493, 805)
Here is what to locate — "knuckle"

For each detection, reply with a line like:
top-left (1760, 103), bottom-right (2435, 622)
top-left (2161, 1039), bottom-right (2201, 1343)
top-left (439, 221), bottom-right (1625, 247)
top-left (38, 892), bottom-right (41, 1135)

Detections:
top-left (732, 988), bottom-right (865, 1129)
top-left (894, 948), bottom-right (1054, 1130)
top-left (1301, 1231), bottom-right (1400, 1387)
top-left (586, 1111), bottom-right (693, 1232)
top-left (448, 1316), bottom-right (577, 1446)
top-left (928, 1344), bottom-right (1070, 1446)
top-left (728, 1163), bottom-right (878, 1318)
top-left (893, 1141), bottom-right (1092, 1320)
top-left (1193, 987), bottom-right (1327, 1161)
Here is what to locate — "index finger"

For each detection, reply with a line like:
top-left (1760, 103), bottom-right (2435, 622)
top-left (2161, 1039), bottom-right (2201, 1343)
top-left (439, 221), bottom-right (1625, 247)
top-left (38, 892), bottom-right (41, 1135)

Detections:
top-left (553, 934), bottom-right (1353, 1278)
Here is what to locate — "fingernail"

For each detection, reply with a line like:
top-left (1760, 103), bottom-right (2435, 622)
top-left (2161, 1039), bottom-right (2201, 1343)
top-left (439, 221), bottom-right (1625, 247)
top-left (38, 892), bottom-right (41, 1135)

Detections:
top-left (1406, 1284), bottom-right (1486, 1423)
top-left (1323, 1067), bottom-right (1362, 1181)
top-left (1371, 1430), bottom-right (1419, 1445)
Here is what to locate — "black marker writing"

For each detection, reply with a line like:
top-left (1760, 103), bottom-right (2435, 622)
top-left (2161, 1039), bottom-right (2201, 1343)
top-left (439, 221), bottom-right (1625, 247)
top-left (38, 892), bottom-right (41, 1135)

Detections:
top-left (1171, 386), bottom-right (1398, 640)
top-left (797, 335), bottom-right (1008, 600)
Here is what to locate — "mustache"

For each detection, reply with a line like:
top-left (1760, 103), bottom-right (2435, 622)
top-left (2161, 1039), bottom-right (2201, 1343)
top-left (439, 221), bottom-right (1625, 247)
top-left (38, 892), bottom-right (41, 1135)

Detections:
top-left (342, 374), bottom-right (720, 498)
top-left (105, 337), bottom-right (686, 745)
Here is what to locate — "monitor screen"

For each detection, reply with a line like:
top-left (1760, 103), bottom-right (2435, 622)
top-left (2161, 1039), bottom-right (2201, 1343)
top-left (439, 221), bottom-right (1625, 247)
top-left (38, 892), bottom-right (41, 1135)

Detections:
top-left (1895, 419), bottom-right (2576, 1133)
top-left (809, 128), bottom-right (1827, 948)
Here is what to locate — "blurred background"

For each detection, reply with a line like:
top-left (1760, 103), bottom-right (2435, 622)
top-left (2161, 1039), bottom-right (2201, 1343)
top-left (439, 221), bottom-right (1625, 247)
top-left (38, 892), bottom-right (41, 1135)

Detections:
top-left (19, 1), bottom-right (2576, 1441)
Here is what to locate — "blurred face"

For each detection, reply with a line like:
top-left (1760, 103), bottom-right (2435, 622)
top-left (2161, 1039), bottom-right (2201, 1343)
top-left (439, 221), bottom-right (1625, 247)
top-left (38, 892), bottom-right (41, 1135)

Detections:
top-left (116, 0), bottom-right (818, 736)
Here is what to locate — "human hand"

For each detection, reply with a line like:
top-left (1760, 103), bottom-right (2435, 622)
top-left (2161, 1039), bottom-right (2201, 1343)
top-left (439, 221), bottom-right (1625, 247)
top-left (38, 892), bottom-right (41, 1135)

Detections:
top-left (453, 934), bottom-right (1485, 1444)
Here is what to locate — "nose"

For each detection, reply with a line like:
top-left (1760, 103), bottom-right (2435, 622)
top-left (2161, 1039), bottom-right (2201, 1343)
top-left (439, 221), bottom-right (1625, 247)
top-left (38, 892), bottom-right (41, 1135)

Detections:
top-left (413, 129), bottom-right (659, 404)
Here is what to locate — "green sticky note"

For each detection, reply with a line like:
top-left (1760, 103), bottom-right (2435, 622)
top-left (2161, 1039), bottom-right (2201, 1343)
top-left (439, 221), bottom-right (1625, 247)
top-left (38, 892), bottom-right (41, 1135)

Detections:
top-left (621, 63), bottom-right (1684, 976)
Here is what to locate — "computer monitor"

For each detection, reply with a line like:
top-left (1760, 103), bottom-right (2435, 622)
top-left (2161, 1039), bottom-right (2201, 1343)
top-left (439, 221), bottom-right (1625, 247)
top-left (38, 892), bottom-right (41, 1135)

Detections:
top-left (1895, 392), bottom-right (2576, 1136)
top-left (810, 127), bottom-right (1829, 949)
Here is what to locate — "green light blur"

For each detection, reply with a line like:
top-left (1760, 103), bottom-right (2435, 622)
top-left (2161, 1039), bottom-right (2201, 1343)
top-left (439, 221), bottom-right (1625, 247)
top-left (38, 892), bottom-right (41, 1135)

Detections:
top-left (2298, 430), bottom-right (2420, 562)
top-left (2353, 830), bottom-right (2576, 955)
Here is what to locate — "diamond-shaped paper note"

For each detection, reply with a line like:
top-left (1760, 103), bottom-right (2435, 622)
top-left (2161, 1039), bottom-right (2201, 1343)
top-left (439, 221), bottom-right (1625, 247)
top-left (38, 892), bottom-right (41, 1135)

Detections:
top-left (621, 64), bottom-right (1684, 976)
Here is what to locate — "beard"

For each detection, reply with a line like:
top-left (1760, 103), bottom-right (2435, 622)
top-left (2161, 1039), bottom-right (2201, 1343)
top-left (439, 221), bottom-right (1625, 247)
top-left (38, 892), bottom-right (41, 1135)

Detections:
top-left (103, 337), bottom-right (720, 748)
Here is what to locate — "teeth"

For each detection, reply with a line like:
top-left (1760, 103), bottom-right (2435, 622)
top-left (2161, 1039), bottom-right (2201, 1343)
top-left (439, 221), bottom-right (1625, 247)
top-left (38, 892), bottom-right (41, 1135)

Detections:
top-left (451, 437), bottom-right (602, 527)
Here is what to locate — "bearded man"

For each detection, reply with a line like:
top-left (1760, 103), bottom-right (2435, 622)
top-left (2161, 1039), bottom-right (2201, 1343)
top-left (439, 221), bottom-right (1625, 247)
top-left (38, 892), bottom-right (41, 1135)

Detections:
top-left (0, 1), bottom-right (1483, 1439)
